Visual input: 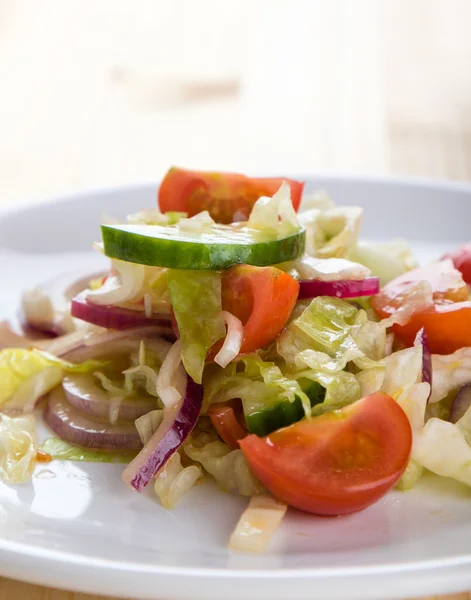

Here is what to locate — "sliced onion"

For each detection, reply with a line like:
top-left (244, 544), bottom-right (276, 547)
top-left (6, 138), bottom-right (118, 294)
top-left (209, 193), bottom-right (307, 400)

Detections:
top-left (20, 270), bottom-right (105, 337)
top-left (298, 277), bottom-right (380, 300)
top-left (71, 292), bottom-right (171, 330)
top-left (414, 327), bottom-right (432, 400)
top-left (62, 374), bottom-right (157, 422)
top-left (45, 387), bottom-right (143, 450)
top-left (156, 340), bottom-right (187, 408)
top-left (61, 329), bottom-right (173, 363)
top-left (214, 311), bottom-right (244, 368)
top-left (122, 376), bottom-right (203, 491)
top-left (450, 385), bottom-right (471, 424)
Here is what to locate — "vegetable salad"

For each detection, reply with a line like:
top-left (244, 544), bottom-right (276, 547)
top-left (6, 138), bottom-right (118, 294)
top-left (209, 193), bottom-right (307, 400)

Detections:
top-left (1, 167), bottom-right (471, 553)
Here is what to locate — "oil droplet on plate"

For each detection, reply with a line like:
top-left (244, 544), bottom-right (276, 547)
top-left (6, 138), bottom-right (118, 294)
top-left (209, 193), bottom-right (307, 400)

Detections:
top-left (35, 469), bottom-right (57, 480)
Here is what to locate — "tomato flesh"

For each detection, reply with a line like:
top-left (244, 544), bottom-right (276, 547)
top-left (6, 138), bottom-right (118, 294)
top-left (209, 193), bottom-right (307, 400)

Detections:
top-left (158, 167), bottom-right (304, 224)
top-left (240, 393), bottom-right (412, 516)
top-left (221, 265), bottom-right (299, 354)
top-left (393, 301), bottom-right (471, 354)
top-left (442, 244), bottom-right (471, 285)
top-left (208, 401), bottom-right (247, 450)
top-left (372, 261), bottom-right (470, 353)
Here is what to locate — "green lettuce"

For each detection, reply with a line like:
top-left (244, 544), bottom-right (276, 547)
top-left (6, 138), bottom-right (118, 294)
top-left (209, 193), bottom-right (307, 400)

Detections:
top-left (349, 239), bottom-right (417, 285)
top-left (168, 271), bottom-right (226, 384)
top-left (40, 437), bottom-right (137, 463)
top-left (204, 355), bottom-right (312, 417)
top-left (0, 348), bottom-right (106, 413)
top-left (0, 414), bottom-right (37, 483)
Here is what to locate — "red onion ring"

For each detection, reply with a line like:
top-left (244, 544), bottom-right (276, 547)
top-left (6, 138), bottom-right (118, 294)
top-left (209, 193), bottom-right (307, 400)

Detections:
top-left (60, 328), bottom-right (173, 363)
top-left (71, 292), bottom-right (171, 330)
top-left (63, 374), bottom-right (157, 422)
top-left (298, 277), bottom-right (380, 300)
top-left (122, 376), bottom-right (203, 492)
top-left (20, 270), bottom-right (106, 337)
top-left (45, 387), bottom-right (143, 450)
top-left (450, 385), bottom-right (471, 424)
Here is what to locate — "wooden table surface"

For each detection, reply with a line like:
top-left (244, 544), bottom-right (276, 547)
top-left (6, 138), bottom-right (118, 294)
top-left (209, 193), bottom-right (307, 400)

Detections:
top-left (0, 1), bottom-right (470, 599)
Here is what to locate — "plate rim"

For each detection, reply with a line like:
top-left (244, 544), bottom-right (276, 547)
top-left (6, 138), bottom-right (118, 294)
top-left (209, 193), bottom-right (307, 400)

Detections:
top-left (1, 173), bottom-right (470, 218)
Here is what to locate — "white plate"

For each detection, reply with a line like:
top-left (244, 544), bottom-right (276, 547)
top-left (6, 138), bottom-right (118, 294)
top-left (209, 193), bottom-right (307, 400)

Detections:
top-left (1, 177), bottom-right (471, 600)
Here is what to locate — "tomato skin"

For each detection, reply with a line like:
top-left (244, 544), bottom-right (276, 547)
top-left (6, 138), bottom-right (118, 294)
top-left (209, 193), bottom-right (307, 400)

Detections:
top-left (371, 261), bottom-right (470, 353)
top-left (372, 262), bottom-right (468, 320)
top-left (240, 393), bottom-right (412, 516)
top-left (393, 301), bottom-right (471, 354)
top-left (221, 265), bottom-right (299, 354)
top-left (208, 401), bottom-right (247, 450)
top-left (442, 244), bottom-right (471, 285)
top-left (158, 167), bottom-right (304, 224)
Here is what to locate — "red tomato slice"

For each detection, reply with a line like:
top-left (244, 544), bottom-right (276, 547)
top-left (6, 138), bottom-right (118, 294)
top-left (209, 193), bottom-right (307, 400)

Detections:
top-left (240, 392), bottom-right (412, 516)
top-left (371, 261), bottom-right (469, 353)
top-left (441, 244), bottom-right (471, 285)
top-left (393, 301), bottom-right (471, 354)
top-left (221, 265), bottom-right (299, 354)
top-left (208, 401), bottom-right (247, 450)
top-left (158, 167), bottom-right (304, 224)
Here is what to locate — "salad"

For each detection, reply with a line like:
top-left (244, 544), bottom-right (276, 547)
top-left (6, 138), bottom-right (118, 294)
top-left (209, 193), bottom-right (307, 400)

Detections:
top-left (1, 167), bottom-right (471, 553)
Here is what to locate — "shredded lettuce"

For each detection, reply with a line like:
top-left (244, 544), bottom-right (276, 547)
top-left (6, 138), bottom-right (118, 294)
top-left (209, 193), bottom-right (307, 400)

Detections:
top-left (381, 346), bottom-right (422, 399)
top-left (350, 239), bottom-right (418, 285)
top-left (298, 190), bottom-right (335, 212)
top-left (305, 206), bottom-right (363, 259)
top-left (204, 356), bottom-right (312, 418)
top-left (154, 451), bottom-right (202, 509)
top-left (168, 271), bottom-right (226, 384)
top-left (229, 495), bottom-right (287, 553)
top-left (429, 348), bottom-right (471, 404)
top-left (40, 437), bottom-right (137, 463)
top-left (0, 348), bottom-right (105, 413)
top-left (127, 209), bottom-right (187, 225)
top-left (278, 255), bottom-right (372, 282)
top-left (86, 259), bottom-right (169, 311)
top-left (134, 410), bottom-right (164, 444)
top-left (0, 414), bottom-right (37, 483)
top-left (412, 418), bottom-right (471, 487)
top-left (395, 459), bottom-right (424, 491)
top-left (185, 434), bottom-right (263, 496)
top-left (248, 182), bottom-right (300, 238)
top-left (278, 297), bottom-right (362, 368)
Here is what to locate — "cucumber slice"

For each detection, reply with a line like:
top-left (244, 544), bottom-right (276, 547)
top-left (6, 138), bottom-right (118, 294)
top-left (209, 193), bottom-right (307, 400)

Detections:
top-left (243, 379), bottom-right (325, 437)
top-left (101, 222), bottom-right (305, 270)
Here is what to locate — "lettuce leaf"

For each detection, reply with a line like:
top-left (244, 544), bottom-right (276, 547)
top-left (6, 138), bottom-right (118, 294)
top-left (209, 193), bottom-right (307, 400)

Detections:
top-left (350, 239), bottom-right (418, 285)
top-left (429, 348), bottom-right (471, 404)
top-left (302, 206), bottom-right (363, 259)
top-left (0, 414), bottom-right (37, 483)
top-left (412, 418), bottom-right (471, 487)
top-left (185, 434), bottom-right (263, 496)
top-left (154, 451), bottom-right (202, 509)
top-left (168, 270), bottom-right (226, 384)
top-left (248, 182), bottom-right (300, 239)
top-left (278, 297), bottom-right (362, 368)
top-left (204, 356), bottom-right (312, 417)
top-left (0, 348), bottom-right (105, 413)
top-left (40, 437), bottom-right (137, 463)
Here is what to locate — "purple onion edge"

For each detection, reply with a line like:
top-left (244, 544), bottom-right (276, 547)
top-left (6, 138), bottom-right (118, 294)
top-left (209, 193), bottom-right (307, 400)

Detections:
top-left (129, 377), bottom-right (203, 492)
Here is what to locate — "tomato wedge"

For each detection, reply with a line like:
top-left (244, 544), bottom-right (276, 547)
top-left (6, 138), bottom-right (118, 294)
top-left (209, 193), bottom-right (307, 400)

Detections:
top-left (441, 244), bottom-right (471, 285)
top-left (371, 260), bottom-right (470, 354)
top-left (221, 265), bottom-right (299, 354)
top-left (240, 392), bottom-right (412, 516)
top-left (392, 301), bottom-right (471, 354)
top-left (208, 401), bottom-right (247, 450)
top-left (158, 167), bottom-right (304, 224)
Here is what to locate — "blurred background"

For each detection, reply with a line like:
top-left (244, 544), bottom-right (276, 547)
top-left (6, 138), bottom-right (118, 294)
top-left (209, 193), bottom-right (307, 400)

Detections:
top-left (1, 0), bottom-right (470, 205)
